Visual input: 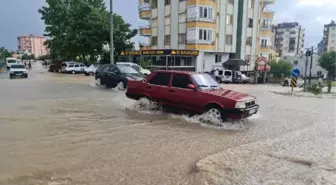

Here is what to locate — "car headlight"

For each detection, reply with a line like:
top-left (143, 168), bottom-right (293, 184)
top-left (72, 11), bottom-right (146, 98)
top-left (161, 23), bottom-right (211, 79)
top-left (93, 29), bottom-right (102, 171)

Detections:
top-left (10, 71), bottom-right (14, 73)
top-left (235, 101), bottom-right (246, 109)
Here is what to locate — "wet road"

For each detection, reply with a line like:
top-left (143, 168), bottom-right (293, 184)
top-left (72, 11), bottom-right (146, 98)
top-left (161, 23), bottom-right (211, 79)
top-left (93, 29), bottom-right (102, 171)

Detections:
top-left (0, 63), bottom-right (335, 185)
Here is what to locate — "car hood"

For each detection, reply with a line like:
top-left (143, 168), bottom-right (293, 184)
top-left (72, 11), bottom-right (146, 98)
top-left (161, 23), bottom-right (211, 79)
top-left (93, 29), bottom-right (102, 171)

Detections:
top-left (202, 88), bottom-right (254, 101)
top-left (10, 68), bottom-right (27, 72)
top-left (124, 73), bottom-right (144, 81)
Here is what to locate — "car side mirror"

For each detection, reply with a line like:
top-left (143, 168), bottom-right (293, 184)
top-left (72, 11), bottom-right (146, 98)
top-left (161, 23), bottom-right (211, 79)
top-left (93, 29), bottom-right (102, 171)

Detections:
top-left (188, 84), bottom-right (196, 90)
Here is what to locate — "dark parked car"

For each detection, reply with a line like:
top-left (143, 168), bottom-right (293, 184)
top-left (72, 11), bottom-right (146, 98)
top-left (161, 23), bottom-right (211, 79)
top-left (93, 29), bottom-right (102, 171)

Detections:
top-left (126, 70), bottom-right (259, 121)
top-left (95, 64), bottom-right (144, 89)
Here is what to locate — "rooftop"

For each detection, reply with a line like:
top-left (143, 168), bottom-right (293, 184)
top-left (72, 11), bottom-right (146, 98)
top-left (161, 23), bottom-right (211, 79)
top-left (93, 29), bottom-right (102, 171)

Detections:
top-left (275, 22), bottom-right (300, 29)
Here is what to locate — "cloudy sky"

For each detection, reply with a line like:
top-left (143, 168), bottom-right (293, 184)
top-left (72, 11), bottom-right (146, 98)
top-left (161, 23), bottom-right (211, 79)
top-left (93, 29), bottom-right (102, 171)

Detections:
top-left (0, 0), bottom-right (335, 51)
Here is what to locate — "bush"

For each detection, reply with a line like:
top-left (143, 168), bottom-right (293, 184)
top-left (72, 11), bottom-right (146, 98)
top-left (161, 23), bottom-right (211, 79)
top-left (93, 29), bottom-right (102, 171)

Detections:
top-left (307, 84), bottom-right (322, 95)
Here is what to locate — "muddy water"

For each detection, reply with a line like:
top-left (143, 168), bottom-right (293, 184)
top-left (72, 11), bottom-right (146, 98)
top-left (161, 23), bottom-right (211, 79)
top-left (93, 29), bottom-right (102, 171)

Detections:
top-left (0, 63), bottom-right (335, 185)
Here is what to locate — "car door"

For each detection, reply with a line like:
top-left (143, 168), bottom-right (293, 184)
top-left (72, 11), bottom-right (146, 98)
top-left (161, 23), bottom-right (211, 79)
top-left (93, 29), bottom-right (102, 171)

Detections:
top-left (67, 64), bottom-right (74, 72)
top-left (170, 73), bottom-right (200, 111)
top-left (102, 65), bottom-right (119, 87)
top-left (74, 64), bottom-right (80, 72)
top-left (146, 72), bottom-right (172, 104)
top-left (80, 64), bottom-right (86, 72)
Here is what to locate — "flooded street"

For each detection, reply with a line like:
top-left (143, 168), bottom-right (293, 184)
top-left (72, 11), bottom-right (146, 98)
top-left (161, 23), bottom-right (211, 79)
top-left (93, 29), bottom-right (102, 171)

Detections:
top-left (0, 63), bottom-right (335, 185)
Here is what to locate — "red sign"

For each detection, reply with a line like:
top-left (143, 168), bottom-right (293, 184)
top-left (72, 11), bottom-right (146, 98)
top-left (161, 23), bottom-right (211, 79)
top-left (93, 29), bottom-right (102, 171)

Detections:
top-left (256, 56), bottom-right (268, 65)
top-left (257, 64), bottom-right (271, 71)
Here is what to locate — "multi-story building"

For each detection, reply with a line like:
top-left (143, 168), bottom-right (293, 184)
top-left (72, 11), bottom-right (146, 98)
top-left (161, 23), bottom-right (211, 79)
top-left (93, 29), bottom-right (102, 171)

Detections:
top-left (318, 20), bottom-right (336, 55)
top-left (273, 22), bottom-right (305, 56)
top-left (17, 35), bottom-right (49, 57)
top-left (257, 1), bottom-right (277, 62)
top-left (137, 0), bottom-right (274, 72)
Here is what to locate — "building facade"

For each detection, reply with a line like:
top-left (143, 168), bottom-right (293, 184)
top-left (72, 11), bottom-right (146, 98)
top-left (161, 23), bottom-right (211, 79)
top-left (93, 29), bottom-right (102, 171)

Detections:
top-left (281, 54), bottom-right (327, 77)
top-left (138, 0), bottom-right (274, 72)
top-left (17, 35), bottom-right (49, 57)
top-left (273, 22), bottom-right (305, 56)
top-left (257, 0), bottom-right (277, 62)
top-left (318, 20), bottom-right (336, 55)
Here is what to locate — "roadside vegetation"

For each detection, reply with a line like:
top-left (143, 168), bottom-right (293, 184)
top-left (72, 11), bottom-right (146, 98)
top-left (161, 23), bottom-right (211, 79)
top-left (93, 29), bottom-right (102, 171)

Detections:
top-left (318, 51), bottom-right (336, 93)
top-left (38, 0), bottom-right (138, 63)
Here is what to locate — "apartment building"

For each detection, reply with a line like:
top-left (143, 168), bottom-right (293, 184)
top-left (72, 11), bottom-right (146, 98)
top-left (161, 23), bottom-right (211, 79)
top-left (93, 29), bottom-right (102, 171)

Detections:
top-left (137, 0), bottom-right (272, 72)
top-left (257, 0), bottom-right (277, 62)
top-left (318, 20), bottom-right (336, 55)
top-left (17, 35), bottom-right (48, 57)
top-left (273, 22), bottom-right (305, 56)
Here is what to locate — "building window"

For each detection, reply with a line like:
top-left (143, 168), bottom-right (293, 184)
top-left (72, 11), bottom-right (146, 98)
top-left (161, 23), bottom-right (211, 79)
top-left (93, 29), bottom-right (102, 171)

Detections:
top-left (199, 6), bottom-right (214, 20)
top-left (248, 0), bottom-right (254, 8)
top-left (164, 35), bottom-right (170, 45)
top-left (317, 71), bottom-right (322, 76)
top-left (290, 31), bottom-right (296, 34)
top-left (294, 60), bottom-right (298, 65)
top-left (226, 14), bottom-right (233, 25)
top-left (228, 0), bottom-right (234, 4)
top-left (165, 0), bottom-right (170, 5)
top-left (198, 29), bottom-right (213, 41)
top-left (248, 18), bottom-right (253, 28)
top-left (151, 0), bottom-right (157, 8)
top-left (215, 55), bottom-right (222, 63)
top-left (151, 36), bottom-right (157, 46)
top-left (261, 39), bottom-right (268, 48)
top-left (246, 37), bottom-right (252, 46)
top-left (226, 34), bottom-right (233, 45)
top-left (178, 33), bottom-right (186, 44)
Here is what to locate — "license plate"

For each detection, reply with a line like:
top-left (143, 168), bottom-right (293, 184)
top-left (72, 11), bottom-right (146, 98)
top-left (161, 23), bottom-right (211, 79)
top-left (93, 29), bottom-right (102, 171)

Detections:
top-left (15, 74), bottom-right (22, 76)
top-left (248, 108), bottom-right (257, 114)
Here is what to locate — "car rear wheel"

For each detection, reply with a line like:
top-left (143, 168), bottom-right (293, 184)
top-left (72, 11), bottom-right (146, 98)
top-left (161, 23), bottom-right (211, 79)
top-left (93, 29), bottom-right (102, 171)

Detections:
top-left (72, 70), bottom-right (76, 74)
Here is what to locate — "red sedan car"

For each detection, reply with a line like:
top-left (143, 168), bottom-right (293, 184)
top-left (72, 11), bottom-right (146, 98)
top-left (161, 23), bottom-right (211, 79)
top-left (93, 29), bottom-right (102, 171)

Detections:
top-left (126, 70), bottom-right (259, 121)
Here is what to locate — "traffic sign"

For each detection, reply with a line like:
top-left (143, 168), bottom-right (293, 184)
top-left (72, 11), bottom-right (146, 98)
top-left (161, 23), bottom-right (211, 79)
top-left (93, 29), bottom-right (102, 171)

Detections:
top-left (290, 77), bottom-right (297, 89)
top-left (292, 69), bottom-right (300, 78)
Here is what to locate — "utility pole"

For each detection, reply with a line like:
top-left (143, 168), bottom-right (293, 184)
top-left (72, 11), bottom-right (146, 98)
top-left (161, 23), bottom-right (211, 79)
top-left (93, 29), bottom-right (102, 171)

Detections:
top-left (110, 0), bottom-right (114, 64)
top-left (303, 49), bottom-right (310, 91)
top-left (308, 46), bottom-right (314, 85)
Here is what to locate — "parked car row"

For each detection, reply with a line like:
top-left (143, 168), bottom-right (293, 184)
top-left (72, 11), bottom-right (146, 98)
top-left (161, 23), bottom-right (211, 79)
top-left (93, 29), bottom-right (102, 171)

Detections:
top-left (207, 69), bottom-right (252, 84)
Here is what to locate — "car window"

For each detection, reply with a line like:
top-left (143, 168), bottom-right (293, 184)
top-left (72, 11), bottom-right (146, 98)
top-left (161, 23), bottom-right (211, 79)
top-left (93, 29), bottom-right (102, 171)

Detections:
top-left (172, 74), bottom-right (192, 89)
top-left (61, 63), bottom-right (67, 67)
top-left (103, 65), bottom-right (112, 72)
top-left (80, 64), bottom-right (85, 67)
top-left (218, 70), bottom-right (223, 75)
top-left (149, 72), bottom-right (170, 86)
top-left (224, 71), bottom-right (231, 76)
top-left (68, 65), bottom-right (74, 68)
top-left (131, 65), bottom-right (141, 71)
top-left (108, 65), bottom-right (118, 73)
top-left (75, 64), bottom-right (79, 67)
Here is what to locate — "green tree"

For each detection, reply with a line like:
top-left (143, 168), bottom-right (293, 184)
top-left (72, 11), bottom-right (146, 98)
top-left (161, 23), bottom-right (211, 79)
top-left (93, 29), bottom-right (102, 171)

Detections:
top-left (0, 47), bottom-right (12, 61)
top-left (318, 51), bottom-right (336, 93)
top-left (21, 53), bottom-right (29, 60)
top-left (268, 60), bottom-right (292, 78)
top-left (38, 0), bottom-right (137, 62)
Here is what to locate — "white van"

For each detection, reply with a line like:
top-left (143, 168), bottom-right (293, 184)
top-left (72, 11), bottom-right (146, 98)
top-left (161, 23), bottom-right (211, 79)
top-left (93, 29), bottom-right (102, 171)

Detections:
top-left (6, 58), bottom-right (18, 70)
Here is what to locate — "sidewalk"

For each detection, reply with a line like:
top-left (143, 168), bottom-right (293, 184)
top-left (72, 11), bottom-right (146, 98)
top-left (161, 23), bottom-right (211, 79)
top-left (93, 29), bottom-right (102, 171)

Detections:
top-left (269, 86), bottom-right (336, 98)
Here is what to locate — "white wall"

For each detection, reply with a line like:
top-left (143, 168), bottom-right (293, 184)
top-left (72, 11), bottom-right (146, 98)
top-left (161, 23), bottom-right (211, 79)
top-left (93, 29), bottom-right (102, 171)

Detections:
top-left (195, 52), bottom-right (230, 72)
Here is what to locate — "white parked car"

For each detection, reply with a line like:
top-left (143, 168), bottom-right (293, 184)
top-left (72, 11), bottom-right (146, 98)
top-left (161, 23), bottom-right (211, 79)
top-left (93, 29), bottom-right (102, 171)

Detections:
top-left (241, 74), bottom-right (252, 84)
top-left (9, 64), bottom-right (28, 79)
top-left (116, 62), bottom-right (151, 75)
top-left (61, 62), bottom-right (86, 74)
top-left (84, 64), bottom-right (99, 76)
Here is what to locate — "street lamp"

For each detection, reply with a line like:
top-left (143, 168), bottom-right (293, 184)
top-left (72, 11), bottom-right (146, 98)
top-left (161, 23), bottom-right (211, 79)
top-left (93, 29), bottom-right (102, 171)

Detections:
top-left (110, 0), bottom-right (114, 64)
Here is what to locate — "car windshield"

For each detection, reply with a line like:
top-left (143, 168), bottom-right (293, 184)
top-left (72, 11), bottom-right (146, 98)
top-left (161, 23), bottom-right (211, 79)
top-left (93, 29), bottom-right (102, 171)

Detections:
top-left (192, 73), bottom-right (220, 89)
top-left (117, 65), bottom-right (140, 74)
top-left (7, 60), bottom-right (17, 64)
top-left (11, 64), bottom-right (25, 69)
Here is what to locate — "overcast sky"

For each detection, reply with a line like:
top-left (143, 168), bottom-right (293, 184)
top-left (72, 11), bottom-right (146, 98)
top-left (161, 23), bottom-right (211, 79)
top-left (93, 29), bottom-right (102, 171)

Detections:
top-left (0, 0), bottom-right (335, 51)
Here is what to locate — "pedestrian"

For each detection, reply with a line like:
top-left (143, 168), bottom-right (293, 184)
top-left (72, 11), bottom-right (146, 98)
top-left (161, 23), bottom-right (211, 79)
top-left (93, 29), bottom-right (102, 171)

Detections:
top-left (28, 61), bottom-right (32, 69)
top-left (214, 69), bottom-right (220, 82)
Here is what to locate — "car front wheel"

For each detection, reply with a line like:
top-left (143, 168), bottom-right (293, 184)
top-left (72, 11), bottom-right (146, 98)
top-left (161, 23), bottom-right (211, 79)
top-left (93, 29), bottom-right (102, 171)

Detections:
top-left (95, 77), bottom-right (102, 86)
top-left (117, 81), bottom-right (126, 91)
top-left (202, 106), bottom-right (225, 125)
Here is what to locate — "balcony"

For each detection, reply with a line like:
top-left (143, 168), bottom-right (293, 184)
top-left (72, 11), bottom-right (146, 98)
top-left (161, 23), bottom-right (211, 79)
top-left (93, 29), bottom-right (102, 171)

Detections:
top-left (260, 45), bottom-right (273, 53)
top-left (262, 0), bottom-right (275, 6)
top-left (260, 30), bottom-right (273, 37)
top-left (139, 26), bottom-right (151, 36)
top-left (138, 2), bottom-right (151, 20)
top-left (262, 11), bottom-right (274, 19)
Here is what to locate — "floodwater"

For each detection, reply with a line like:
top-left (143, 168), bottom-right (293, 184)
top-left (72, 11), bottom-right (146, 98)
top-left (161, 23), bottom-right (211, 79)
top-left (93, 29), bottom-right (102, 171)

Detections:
top-left (0, 63), bottom-right (335, 185)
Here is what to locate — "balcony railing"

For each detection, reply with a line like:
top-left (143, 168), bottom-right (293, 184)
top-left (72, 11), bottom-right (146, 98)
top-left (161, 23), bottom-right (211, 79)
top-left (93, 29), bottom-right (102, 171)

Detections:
top-left (138, 2), bottom-right (151, 11)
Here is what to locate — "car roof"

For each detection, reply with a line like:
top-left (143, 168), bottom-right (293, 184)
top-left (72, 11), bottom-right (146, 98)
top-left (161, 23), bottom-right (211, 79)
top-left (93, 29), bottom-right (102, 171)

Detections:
top-left (153, 70), bottom-right (198, 75)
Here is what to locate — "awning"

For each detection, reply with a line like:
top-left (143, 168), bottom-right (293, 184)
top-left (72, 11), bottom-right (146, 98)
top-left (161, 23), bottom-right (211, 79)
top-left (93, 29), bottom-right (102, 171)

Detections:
top-left (222, 58), bottom-right (245, 70)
